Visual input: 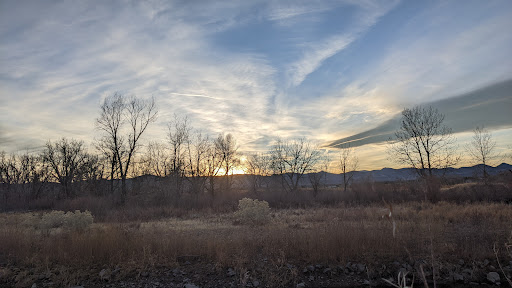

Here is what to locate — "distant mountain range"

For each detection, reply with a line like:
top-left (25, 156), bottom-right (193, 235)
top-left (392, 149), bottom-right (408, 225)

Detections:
top-left (300, 163), bottom-right (512, 186)
top-left (133, 164), bottom-right (512, 187)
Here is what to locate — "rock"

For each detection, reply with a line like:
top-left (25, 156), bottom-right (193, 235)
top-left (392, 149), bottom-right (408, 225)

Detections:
top-left (140, 271), bottom-right (149, 277)
top-left (296, 283), bottom-right (306, 288)
top-left (487, 272), bottom-right (500, 285)
top-left (453, 273), bottom-right (464, 282)
top-left (469, 282), bottom-right (480, 286)
top-left (308, 276), bottom-right (314, 281)
top-left (184, 284), bottom-right (199, 288)
top-left (323, 268), bottom-right (331, 274)
top-left (363, 280), bottom-right (370, 285)
top-left (227, 268), bottom-right (236, 277)
top-left (458, 259), bottom-right (465, 266)
top-left (356, 263), bottom-right (366, 273)
top-left (483, 259), bottom-right (490, 267)
top-left (112, 267), bottom-right (121, 277)
top-left (252, 280), bottom-right (260, 287)
top-left (99, 268), bottom-right (110, 280)
top-left (306, 265), bottom-right (315, 272)
top-left (31, 284), bottom-right (37, 288)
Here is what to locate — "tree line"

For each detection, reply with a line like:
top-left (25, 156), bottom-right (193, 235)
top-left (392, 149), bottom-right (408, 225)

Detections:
top-left (0, 93), bottom-right (503, 205)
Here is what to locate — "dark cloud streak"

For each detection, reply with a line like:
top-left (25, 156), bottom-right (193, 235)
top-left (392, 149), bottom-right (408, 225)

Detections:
top-left (326, 79), bottom-right (512, 148)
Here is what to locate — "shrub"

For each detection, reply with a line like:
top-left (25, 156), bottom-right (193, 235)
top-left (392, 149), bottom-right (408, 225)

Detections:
top-left (65, 210), bottom-right (94, 231)
top-left (39, 210), bottom-right (94, 231)
top-left (234, 198), bottom-right (271, 225)
top-left (40, 210), bottom-right (66, 229)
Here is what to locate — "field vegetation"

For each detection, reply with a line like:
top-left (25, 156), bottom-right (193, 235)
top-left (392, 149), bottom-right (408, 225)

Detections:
top-left (1, 96), bottom-right (511, 287)
top-left (1, 174), bottom-right (511, 287)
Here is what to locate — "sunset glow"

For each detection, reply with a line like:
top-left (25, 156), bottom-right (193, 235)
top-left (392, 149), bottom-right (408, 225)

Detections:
top-left (1, 1), bottom-right (511, 170)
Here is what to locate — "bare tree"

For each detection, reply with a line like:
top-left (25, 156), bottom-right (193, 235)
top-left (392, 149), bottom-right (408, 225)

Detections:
top-left (245, 153), bottom-right (272, 193)
top-left (466, 126), bottom-right (500, 182)
top-left (181, 131), bottom-right (208, 195)
top-left (168, 115), bottom-right (190, 195)
top-left (141, 142), bottom-right (170, 177)
top-left (308, 153), bottom-right (331, 197)
top-left (205, 138), bottom-right (223, 197)
top-left (389, 106), bottom-right (459, 177)
top-left (95, 136), bottom-right (120, 195)
top-left (43, 138), bottom-right (89, 198)
top-left (270, 138), bottom-right (321, 193)
top-left (215, 133), bottom-right (239, 191)
top-left (96, 93), bottom-right (157, 203)
top-left (0, 151), bottom-right (48, 201)
top-left (338, 145), bottom-right (358, 192)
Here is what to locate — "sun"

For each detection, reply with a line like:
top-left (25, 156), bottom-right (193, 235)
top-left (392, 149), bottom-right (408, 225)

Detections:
top-left (218, 167), bottom-right (246, 175)
top-left (217, 156), bottom-right (247, 175)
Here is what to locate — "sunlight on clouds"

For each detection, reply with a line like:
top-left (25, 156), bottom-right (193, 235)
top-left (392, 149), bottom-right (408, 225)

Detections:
top-left (1, 1), bottom-right (511, 171)
top-left (355, 1), bottom-right (512, 106)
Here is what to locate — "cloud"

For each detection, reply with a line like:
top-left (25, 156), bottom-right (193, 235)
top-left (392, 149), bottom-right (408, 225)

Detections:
top-left (287, 34), bottom-right (355, 87)
top-left (1, 0), bottom-right (511, 171)
top-left (0, 1), bottom-right (277, 153)
top-left (346, 1), bottom-right (512, 106)
top-left (285, 1), bottom-right (399, 87)
top-left (326, 79), bottom-right (512, 148)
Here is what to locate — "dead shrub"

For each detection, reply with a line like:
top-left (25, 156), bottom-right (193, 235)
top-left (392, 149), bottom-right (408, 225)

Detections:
top-left (233, 198), bottom-right (271, 225)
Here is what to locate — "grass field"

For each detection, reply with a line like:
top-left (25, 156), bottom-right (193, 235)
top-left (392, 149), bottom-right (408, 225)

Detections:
top-left (1, 201), bottom-right (511, 287)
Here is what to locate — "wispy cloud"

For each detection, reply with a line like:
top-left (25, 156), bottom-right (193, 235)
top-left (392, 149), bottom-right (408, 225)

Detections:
top-left (1, 1), bottom-right (511, 169)
top-left (168, 92), bottom-right (222, 100)
top-left (326, 79), bottom-right (512, 148)
top-left (286, 1), bottom-right (399, 87)
top-left (0, 1), bottom-right (277, 152)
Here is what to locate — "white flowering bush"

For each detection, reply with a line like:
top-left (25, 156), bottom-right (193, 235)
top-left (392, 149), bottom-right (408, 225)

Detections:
top-left (39, 210), bottom-right (93, 231)
top-left (234, 198), bottom-right (271, 226)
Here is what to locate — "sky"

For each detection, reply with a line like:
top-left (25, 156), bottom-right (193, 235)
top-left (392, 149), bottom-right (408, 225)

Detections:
top-left (1, 0), bottom-right (511, 170)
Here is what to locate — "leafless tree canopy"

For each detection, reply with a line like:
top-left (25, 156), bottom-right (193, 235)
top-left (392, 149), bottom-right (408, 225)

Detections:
top-left (140, 142), bottom-right (171, 177)
top-left (43, 138), bottom-right (88, 198)
top-left (308, 153), bottom-right (330, 197)
top-left (96, 93), bottom-right (157, 202)
top-left (338, 145), bottom-right (358, 192)
top-left (168, 115), bottom-right (191, 195)
top-left (466, 126), bottom-right (499, 180)
top-left (246, 153), bottom-right (272, 193)
top-left (389, 106), bottom-right (459, 177)
top-left (0, 151), bottom-right (48, 200)
top-left (184, 132), bottom-right (209, 195)
top-left (270, 138), bottom-right (321, 193)
top-left (215, 133), bottom-right (239, 191)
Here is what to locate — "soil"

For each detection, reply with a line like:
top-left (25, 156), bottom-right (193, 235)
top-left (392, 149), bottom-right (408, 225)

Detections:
top-left (1, 257), bottom-right (507, 288)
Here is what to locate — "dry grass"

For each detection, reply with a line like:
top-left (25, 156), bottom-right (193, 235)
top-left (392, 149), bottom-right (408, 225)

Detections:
top-left (1, 202), bottom-right (511, 285)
